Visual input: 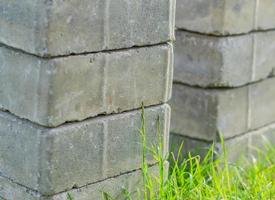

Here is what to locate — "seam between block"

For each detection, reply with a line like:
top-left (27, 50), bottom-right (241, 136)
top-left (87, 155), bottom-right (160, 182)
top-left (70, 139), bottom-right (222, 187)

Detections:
top-left (102, 121), bottom-right (109, 178)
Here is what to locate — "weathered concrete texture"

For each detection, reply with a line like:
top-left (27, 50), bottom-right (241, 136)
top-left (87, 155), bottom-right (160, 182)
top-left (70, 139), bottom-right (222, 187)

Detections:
top-left (170, 78), bottom-right (275, 141)
top-left (176, 0), bottom-right (275, 35)
top-left (174, 30), bottom-right (275, 88)
top-left (170, 121), bottom-right (275, 162)
top-left (0, 0), bottom-right (175, 57)
top-left (0, 44), bottom-right (173, 127)
top-left (170, 84), bottom-right (247, 141)
top-left (170, 133), bottom-right (249, 163)
top-left (0, 164), bottom-right (162, 200)
top-left (170, 134), bottom-right (215, 160)
top-left (249, 123), bottom-right (275, 154)
top-left (0, 104), bottom-right (170, 196)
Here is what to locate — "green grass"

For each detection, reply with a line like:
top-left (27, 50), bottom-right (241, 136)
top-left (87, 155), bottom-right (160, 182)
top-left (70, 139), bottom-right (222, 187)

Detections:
top-left (104, 108), bottom-right (275, 200)
top-left (68, 109), bottom-right (275, 200)
top-left (145, 142), bottom-right (275, 200)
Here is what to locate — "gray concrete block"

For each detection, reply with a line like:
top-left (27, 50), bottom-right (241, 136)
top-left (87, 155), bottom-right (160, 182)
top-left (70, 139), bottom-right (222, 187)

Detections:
top-left (170, 133), bottom-right (214, 160)
top-left (170, 78), bottom-right (275, 141)
top-left (0, 104), bottom-right (170, 196)
top-left (0, 164), bottom-right (161, 200)
top-left (249, 123), bottom-right (275, 153)
top-left (0, 0), bottom-right (175, 57)
top-left (170, 84), bottom-right (248, 141)
top-left (176, 0), bottom-right (275, 35)
top-left (174, 31), bottom-right (275, 87)
top-left (257, 0), bottom-right (275, 31)
top-left (0, 44), bottom-right (173, 127)
top-left (250, 78), bottom-right (275, 130)
top-left (170, 121), bottom-right (275, 163)
top-left (169, 133), bottom-right (249, 163)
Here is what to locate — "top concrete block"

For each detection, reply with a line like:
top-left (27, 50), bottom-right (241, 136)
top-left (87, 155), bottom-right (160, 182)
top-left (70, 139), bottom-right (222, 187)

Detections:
top-left (176, 0), bottom-right (275, 35)
top-left (0, 0), bottom-right (175, 57)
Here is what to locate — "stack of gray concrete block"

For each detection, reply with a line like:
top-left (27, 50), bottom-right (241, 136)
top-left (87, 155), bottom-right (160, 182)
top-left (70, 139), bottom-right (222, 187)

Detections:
top-left (0, 1), bottom-right (175, 199)
top-left (171, 0), bottom-right (275, 161)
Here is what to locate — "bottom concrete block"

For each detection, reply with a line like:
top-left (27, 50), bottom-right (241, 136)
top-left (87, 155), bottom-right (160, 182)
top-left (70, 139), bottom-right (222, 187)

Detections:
top-left (0, 164), bottom-right (160, 200)
top-left (0, 104), bottom-right (170, 196)
top-left (170, 78), bottom-right (275, 141)
top-left (170, 122), bottom-right (275, 162)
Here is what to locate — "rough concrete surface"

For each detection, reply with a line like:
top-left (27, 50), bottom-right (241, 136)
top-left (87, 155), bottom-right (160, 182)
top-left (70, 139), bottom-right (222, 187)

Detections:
top-left (170, 133), bottom-right (249, 163)
top-left (0, 0), bottom-right (175, 57)
top-left (176, 0), bottom-right (275, 35)
top-left (0, 164), bottom-right (163, 200)
top-left (0, 43), bottom-right (173, 127)
top-left (170, 121), bottom-right (275, 162)
top-left (174, 30), bottom-right (275, 87)
top-left (170, 78), bottom-right (275, 141)
top-left (0, 104), bottom-right (170, 196)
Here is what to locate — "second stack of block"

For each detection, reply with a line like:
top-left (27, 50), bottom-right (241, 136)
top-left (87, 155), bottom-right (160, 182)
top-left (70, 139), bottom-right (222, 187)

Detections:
top-left (171, 0), bottom-right (275, 160)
